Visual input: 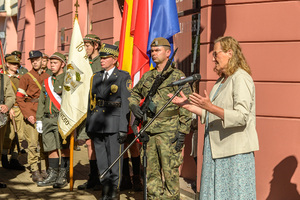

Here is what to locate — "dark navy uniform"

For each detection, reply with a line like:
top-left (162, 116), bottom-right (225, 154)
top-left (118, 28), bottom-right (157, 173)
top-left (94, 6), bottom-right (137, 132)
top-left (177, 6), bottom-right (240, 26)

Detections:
top-left (86, 43), bottom-right (131, 199)
top-left (86, 67), bottom-right (131, 190)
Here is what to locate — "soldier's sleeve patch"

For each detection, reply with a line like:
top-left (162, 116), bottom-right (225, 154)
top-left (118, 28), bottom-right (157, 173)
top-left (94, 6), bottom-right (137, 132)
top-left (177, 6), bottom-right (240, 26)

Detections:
top-left (126, 79), bottom-right (132, 92)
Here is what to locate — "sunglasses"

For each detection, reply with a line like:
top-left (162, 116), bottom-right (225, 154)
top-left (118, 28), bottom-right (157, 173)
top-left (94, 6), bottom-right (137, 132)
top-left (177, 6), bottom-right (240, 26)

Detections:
top-left (212, 50), bottom-right (223, 58)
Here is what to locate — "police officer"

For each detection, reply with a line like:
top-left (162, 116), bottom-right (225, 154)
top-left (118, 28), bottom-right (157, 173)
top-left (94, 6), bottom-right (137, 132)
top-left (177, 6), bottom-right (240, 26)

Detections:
top-left (11, 51), bottom-right (28, 75)
top-left (1, 55), bottom-right (25, 170)
top-left (36, 52), bottom-right (69, 188)
top-left (86, 43), bottom-right (131, 200)
top-left (0, 73), bottom-right (15, 188)
top-left (16, 50), bottom-right (50, 182)
top-left (128, 37), bottom-right (192, 199)
top-left (77, 34), bottom-right (103, 190)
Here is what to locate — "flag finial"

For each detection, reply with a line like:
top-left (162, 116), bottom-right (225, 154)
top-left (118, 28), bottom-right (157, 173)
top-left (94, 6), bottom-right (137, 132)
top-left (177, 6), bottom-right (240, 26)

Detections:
top-left (74, 0), bottom-right (79, 18)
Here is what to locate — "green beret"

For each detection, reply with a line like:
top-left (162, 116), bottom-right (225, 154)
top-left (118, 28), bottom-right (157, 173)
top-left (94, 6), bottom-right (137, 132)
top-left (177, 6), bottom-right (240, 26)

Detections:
top-left (150, 37), bottom-right (171, 47)
top-left (50, 52), bottom-right (66, 64)
top-left (83, 34), bottom-right (101, 44)
top-left (11, 51), bottom-right (22, 56)
top-left (99, 43), bottom-right (119, 58)
top-left (6, 55), bottom-right (20, 65)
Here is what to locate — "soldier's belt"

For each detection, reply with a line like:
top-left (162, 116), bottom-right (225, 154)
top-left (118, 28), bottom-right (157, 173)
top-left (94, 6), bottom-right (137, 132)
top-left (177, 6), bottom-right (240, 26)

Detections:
top-left (96, 99), bottom-right (121, 107)
top-left (25, 98), bottom-right (39, 103)
top-left (156, 109), bottom-right (179, 118)
top-left (44, 113), bottom-right (59, 118)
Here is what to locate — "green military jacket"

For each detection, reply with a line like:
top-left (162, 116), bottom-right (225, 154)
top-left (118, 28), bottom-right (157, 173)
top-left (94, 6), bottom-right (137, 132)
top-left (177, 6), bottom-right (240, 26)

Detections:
top-left (0, 74), bottom-right (15, 110)
top-left (129, 64), bottom-right (192, 134)
top-left (36, 73), bottom-right (65, 120)
top-left (90, 54), bottom-right (102, 73)
top-left (18, 66), bottom-right (28, 75)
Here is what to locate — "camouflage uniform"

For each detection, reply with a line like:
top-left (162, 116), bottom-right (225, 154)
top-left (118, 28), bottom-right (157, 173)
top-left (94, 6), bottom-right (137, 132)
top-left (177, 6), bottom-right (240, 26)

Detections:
top-left (129, 64), bottom-right (192, 200)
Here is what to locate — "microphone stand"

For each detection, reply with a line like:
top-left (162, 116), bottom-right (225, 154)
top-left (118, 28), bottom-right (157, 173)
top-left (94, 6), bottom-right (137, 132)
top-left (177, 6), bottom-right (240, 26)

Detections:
top-left (100, 85), bottom-right (185, 200)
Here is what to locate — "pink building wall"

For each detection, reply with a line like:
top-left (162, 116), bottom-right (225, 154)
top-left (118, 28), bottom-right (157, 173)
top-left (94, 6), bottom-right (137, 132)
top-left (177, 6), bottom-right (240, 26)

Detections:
top-left (14, 0), bottom-right (300, 199)
top-left (17, 0), bottom-right (122, 69)
top-left (198, 0), bottom-right (300, 199)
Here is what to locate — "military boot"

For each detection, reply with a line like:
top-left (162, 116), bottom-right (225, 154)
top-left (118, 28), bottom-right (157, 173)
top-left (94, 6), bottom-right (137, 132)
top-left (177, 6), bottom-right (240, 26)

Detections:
top-left (99, 183), bottom-right (110, 200)
top-left (40, 170), bottom-right (48, 179)
top-left (37, 167), bottom-right (58, 186)
top-left (110, 186), bottom-right (119, 200)
top-left (78, 160), bottom-right (100, 190)
top-left (132, 175), bottom-right (143, 191)
top-left (9, 159), bottom-right (25, 170)
top-left (32, 170), bottom-right (44, 182)
top-left (1, 154), bottom-right (9, 169)
top-left (53, 168), bottom-right (68, 188)
top-left (120, 175), bottom-right (132, 191)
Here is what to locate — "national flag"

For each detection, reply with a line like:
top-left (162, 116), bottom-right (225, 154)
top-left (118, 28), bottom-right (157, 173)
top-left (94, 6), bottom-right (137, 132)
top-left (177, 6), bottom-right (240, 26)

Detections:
top-left (118, 0), bottom-right (134, 74)
top-left (58, 17), bottom-right (93, 142)
top-left (147, 0), bottom-right (180, 68)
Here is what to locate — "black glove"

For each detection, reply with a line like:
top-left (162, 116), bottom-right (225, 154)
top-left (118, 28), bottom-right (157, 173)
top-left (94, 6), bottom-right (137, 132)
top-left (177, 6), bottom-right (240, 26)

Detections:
top-left (130, 104), bottom-right (143, 119)
top-left (171, 131), bottom-right (186, 152)
top-left (118, 132), bottom-right (127, 144)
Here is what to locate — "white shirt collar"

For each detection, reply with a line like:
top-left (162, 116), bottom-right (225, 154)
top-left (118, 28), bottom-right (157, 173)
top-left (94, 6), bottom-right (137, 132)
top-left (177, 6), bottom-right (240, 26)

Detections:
top-left (104, 67), bottom-right (115, 79)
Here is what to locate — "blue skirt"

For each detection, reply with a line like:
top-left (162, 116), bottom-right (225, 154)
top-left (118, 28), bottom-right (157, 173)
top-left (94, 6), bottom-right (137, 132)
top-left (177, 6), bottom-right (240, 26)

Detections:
top-left (199, 133), bottom-right (257, 200)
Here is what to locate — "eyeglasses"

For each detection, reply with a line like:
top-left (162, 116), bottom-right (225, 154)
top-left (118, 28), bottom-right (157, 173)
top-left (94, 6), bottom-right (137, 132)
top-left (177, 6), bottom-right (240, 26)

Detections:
top-left (212, 50), bottom-right (223, 58)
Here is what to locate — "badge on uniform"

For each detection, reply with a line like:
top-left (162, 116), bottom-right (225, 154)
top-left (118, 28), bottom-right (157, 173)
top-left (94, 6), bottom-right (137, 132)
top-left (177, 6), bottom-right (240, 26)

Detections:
top-left (111, 84), bottom-right (118, 93)
top-left (126, 79), bottom-right (132, 92)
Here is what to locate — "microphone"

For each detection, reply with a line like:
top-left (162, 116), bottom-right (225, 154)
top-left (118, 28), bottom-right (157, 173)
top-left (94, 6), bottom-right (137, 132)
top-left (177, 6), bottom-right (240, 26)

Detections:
top-left (168, 74), bottom-right (201, 87)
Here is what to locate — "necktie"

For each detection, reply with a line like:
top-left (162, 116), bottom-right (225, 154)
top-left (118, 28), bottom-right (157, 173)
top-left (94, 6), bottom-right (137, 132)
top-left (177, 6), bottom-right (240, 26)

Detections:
top-left (103, 72), bottom-right (108, 82)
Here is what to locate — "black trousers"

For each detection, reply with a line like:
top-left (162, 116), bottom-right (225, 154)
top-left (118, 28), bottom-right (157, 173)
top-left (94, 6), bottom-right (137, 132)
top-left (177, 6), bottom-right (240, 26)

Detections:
top-left (93, 133), bottom-right (123, 188)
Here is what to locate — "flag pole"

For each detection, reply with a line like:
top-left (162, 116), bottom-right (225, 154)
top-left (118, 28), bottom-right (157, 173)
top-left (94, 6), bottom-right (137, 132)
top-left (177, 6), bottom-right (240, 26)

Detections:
top-left (69, 130), bottom-right (75, 191)
top-left (69, 0), bottom-right (80, 191)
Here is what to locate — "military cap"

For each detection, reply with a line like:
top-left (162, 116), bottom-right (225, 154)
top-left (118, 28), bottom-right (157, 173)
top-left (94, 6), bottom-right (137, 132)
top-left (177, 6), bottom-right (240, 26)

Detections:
top-left (42, 53), bottom-right (49, 59)
top-left (150, 37), bottom-right (171, 47)
top-left (99, 43), bottom-right (119, 58)
top-left (114, 41), bottom-right (119, 47)
top-left (49, 52), bottom-right (66, 64)
top-left (83, 34), bottom-right (101, 44)
top-left (5, 54), bottom-right (12, 61)
top-left (11, 50), bottom-right (22, 57)
top-left (6, 55), bottom-right (20, 65)
top-left (28, 50), bottom-right (43, 60)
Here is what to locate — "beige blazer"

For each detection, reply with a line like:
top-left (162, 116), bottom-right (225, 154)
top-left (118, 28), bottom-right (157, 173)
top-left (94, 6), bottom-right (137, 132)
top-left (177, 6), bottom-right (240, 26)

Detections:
top-left (201, 68), bottom-right (259, 159)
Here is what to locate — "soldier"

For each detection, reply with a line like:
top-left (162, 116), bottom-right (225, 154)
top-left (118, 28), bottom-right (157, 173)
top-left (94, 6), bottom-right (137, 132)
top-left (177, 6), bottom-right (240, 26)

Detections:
top-left (128, 37), bottom-right (192, 199)
top-left (86, 43), bottom-right (131, 200)
top-left (0, 73), bottom-right (15, 188)
top-left (16, 50), bottom-right (50, 182)
top-left (77, 34), bottom-right (103, 190)
top-left (1, 55), bottom-right (25, 170)
top-left (36, 52), bottom-right (69, 188)
top-left (11, 51), bottom-right (28, 75)
top-left (41, 53), bottom-right (52, 75)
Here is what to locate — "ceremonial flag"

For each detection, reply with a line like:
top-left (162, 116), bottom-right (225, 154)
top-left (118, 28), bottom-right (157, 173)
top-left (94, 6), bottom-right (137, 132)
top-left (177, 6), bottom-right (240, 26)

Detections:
top-left (118, 0), bottom-right (134, 74)
top-left (58, 17), bottom-right (93, 142)
top-left (147, 0), bottom-right (180, 68)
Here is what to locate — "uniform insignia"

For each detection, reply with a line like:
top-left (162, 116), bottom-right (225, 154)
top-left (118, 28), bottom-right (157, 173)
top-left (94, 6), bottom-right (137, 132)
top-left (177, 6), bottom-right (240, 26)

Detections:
top-left (111, 84), bottom-right (118, 93)
top-left (30, 51), bottom-right (33, 56)
top-left (126, 79), bottom-right (132, 92)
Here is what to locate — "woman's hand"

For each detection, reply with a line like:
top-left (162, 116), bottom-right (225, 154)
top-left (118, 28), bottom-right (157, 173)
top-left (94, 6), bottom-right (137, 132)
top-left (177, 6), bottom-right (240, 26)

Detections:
top-left (168, 91), bottom-right (190, 107)
top-left (189, 90), bottom-right (212, 111)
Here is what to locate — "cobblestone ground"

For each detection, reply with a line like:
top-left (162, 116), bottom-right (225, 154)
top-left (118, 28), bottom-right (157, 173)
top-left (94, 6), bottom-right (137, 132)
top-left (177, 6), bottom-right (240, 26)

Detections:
top-left (0, 145), bottom-right (194, 200)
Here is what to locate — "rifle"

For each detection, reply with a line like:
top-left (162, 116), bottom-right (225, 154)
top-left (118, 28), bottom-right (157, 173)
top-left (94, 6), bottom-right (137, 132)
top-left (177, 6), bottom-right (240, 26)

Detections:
top-left (10, 116), bottom-right (21, 154)
top-left (132, 48), bottom-right (178, 136)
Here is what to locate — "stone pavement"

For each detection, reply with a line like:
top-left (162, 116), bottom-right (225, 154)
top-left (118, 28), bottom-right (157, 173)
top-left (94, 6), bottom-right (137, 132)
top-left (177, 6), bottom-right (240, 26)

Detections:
top-left (0, 145), bottom-right (195, 200)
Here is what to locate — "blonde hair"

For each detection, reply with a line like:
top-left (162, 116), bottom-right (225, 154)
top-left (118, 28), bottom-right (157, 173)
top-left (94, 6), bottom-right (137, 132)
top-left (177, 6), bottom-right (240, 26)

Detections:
top-left (214, 36), bottom-right (251, 76)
